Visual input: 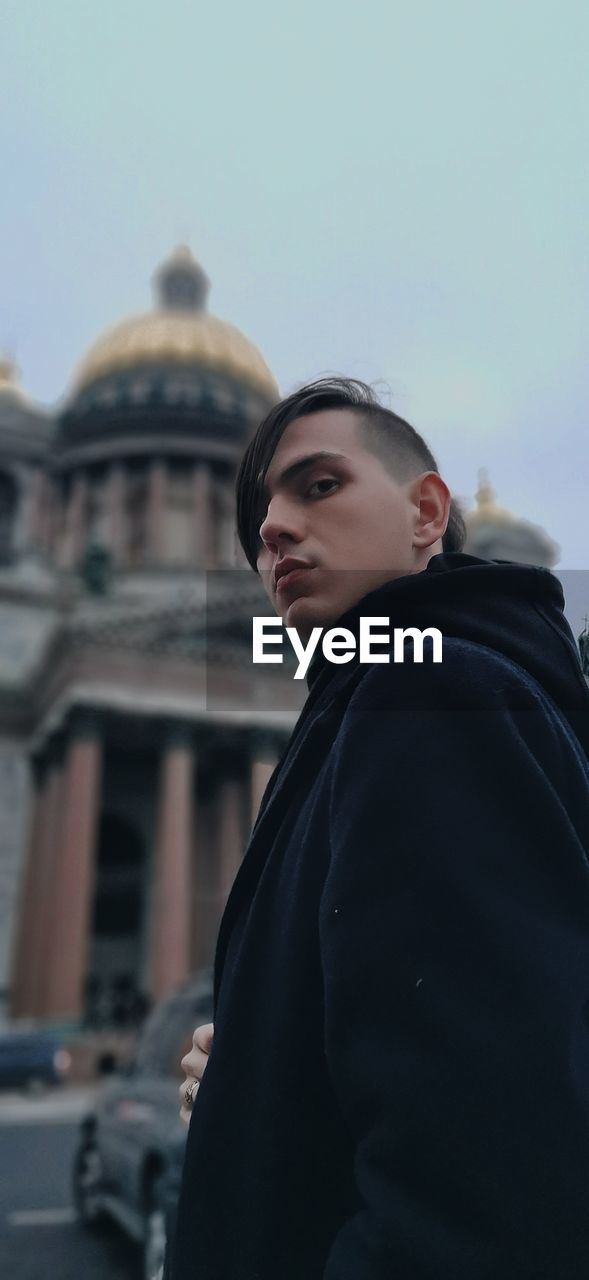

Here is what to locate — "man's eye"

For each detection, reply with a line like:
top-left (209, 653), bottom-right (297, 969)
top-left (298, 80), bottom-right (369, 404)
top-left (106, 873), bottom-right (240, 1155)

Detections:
top-left (306, 478), bottom-right (339, 498)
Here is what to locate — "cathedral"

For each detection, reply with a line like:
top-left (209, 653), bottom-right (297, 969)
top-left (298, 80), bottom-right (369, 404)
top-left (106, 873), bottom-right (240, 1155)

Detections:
top-left (0, 246), bottom-right (305, 1028)
top-left (0, 246), bottom-right (570, 1030)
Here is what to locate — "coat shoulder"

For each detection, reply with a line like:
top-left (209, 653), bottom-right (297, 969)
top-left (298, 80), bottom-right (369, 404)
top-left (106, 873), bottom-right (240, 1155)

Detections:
top-left (343, 636), bottom-right (545, 718)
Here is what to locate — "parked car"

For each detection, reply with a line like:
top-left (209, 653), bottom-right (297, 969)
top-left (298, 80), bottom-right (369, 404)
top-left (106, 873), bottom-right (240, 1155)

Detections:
top-left (0, 1025), bottom-right (72, 1090)
top-left (72, 970), bottom-right (213, 1280)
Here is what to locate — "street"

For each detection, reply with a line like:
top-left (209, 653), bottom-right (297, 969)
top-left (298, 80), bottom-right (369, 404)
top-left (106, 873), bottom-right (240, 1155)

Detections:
top-left (0, 1089), bottom-right (137, 1279)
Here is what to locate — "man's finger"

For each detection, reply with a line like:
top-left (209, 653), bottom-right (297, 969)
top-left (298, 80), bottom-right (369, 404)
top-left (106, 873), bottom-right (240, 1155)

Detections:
top-left (193, 1022), bottom-right (214, 1053)
top-left (181, 1046), bottom-right (209, 1080)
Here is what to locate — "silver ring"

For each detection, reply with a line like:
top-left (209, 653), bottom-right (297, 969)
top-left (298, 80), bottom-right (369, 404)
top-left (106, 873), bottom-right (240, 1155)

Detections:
top-left (184, 1079), bottom-right (198, 1107)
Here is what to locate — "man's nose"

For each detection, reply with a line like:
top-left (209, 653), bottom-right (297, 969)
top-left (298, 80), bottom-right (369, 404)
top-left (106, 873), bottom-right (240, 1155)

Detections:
top-left (259, 497), bottom-right (304, 551)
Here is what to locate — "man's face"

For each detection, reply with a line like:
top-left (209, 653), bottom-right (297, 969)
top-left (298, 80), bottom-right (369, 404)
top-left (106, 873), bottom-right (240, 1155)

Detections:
top-left (255, 409), bottom-right (442, 634)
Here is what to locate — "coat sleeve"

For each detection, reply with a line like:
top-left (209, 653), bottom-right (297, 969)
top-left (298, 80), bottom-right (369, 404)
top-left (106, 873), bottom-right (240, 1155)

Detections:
top-left (318, 643), bottom-right (589, 1280)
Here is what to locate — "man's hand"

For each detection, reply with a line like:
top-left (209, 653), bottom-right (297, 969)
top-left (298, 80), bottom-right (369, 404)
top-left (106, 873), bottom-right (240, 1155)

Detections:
top-left (179, 1022), bottom-right (214, 1126)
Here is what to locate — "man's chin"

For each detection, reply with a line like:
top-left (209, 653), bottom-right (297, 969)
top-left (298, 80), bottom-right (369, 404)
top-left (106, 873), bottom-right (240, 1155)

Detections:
top-left (283, 594), bottom-right (338, 637)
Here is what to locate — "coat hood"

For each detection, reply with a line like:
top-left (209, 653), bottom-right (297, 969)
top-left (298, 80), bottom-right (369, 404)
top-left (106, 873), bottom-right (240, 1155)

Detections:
top-left (305, 553), bottom-right (589, 756)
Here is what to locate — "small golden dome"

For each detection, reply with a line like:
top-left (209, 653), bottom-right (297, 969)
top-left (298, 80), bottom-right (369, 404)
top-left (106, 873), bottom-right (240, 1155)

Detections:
top-left (464, 468), bottom-right (560, 567)
top-left (70, 246), bottom-right (279, 400)
top-left (465, 469), bottom-right (516, 527)
top-left (0, 355), bottom-right (29, 403)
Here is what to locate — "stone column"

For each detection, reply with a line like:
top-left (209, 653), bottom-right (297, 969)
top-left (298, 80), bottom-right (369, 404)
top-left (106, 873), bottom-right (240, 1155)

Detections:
top-left (250, 731), bottom-right (281, 828)
top-left (10, 755), bottom-right (49, 1017)
top-left (45, 476), bottom-right (61, 558)
top-left (218, 773), bottom-right (245, 903)
top-left (9, 738), bottom-right (67, 1018)
top-left (37, 471), bottom-right (54, 554)
top-left (192, 461), bottom-right (214, 567)
top-left (64, 472), bottom-right (87, 569)
top-left (108, 462), bottom-right (126, 568)
top-left (151, 721), bottom-right (194, 1000)
top-left (218, 475), bottom-right (238, 567)
top-left (32, 736), bottom-right (68, 1016)
top-left (26, 466), bottom-right (45, 552)
top-left (147, 459), bottom-right (166, 563)
top-left (43, 712), bottom-right (103, 1022)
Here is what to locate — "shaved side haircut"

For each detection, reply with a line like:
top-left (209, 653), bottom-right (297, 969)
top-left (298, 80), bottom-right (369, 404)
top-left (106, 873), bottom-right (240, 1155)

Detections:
top-left (236, 376), bottom-right (466, 571)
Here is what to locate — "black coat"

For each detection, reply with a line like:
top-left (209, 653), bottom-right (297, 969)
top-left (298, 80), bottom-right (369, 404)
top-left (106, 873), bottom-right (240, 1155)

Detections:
top-left (170, 554), bottom-right (589, 1279)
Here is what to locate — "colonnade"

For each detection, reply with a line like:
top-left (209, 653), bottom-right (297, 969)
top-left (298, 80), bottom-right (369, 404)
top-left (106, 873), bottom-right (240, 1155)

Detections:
top-left (24, 456), bottom-right (229, 570)
top-left (11, 712), bottom-right (281, 1022)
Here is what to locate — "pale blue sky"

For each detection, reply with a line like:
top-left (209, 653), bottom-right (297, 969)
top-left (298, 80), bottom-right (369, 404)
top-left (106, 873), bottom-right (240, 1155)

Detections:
top-left (1, 0), bottom-right (588, 584)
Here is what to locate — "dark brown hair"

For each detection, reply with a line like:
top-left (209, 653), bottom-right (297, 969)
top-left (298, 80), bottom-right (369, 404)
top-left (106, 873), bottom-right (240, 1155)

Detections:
top-left (236, 376), bottom-right (466, 570)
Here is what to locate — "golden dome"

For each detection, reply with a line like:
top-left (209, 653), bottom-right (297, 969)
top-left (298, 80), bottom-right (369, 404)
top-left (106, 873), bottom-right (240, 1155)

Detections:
top-left (70, 246), bottom-right (279, 400)
top-left (464, 469), bottom-right (517, 527)
top-left (0, 355), bottom-right (31, 404)
top-left (464, 468), bottom-right (560, 567)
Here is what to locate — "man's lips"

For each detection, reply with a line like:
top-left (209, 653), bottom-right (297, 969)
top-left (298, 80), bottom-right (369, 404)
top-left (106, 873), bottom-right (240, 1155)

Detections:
top-left (274, 560), bottom-right (315, 593)
top-left (276, 567), bottom-right (311, 594)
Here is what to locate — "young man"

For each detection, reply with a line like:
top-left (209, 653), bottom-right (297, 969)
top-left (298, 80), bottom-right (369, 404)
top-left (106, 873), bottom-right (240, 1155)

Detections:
top-left (170, 378), bottom-right (589, 1279)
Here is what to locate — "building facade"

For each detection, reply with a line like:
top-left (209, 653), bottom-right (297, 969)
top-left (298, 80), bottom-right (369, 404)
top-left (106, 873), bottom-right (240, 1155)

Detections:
top-left (1, 247), bottom-right (303, 1026)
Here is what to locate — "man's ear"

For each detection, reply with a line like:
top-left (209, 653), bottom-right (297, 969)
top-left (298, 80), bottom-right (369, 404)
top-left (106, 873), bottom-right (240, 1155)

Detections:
top-left (409, 472), bottom-right (450, 549)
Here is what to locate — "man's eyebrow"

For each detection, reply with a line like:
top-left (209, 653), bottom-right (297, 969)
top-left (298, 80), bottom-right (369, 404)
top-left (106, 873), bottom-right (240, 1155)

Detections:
top-left (262, 451), bottom-right (347, 499)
